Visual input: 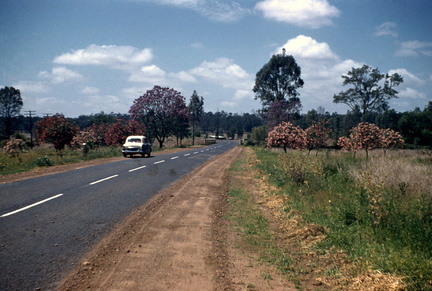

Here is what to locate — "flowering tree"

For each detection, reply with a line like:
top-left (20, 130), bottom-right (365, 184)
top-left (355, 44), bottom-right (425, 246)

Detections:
top-left (129, 86), bottom-right (189, 148)
top-left (73, 123), bottom-right (108, 148)
top-left (347, 122), bottom-right (382, 159)
top-left (105, 119), bottom-right (145, 146)
top-left (35, 114), bottom-right (79, 150)
top-left (338, 122), bottom-right (404, 158)
top-left (380, 128), bottom-right (405, 155)
top-left (3, 138), bottom-right (27, 158)
top-left (305, 121), bottom-right (332, 155)
top-left (337, 136), bottom-right (358, 156)
top-left (267, 121), bottom-right (307, 152)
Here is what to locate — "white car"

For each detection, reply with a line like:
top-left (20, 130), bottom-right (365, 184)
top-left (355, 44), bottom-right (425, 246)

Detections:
top-left (122, 135), bottom-right (152, 158)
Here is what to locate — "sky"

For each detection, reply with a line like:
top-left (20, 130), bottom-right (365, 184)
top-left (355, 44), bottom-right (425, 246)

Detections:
top-left (1, 0), bottom-right (431, 118)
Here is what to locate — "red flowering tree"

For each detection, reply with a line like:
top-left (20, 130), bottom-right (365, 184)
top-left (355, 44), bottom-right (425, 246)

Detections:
top-left (105, 119), bottom-right (146, 146)
top-left (129, 86), bottom-right (189, 148)
top-left (267, 121), bottom-right (307, 152)
top-left (305, 121), bottom-right (332, 155)
top-left (35, 114), bottom-right (79, 150)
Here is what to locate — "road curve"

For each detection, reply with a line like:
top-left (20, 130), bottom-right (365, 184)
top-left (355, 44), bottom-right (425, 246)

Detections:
top-left (0, 140), bottom-right (237, 290)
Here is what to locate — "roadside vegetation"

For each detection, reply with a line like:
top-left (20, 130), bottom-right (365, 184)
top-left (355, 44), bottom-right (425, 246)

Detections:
top-left (228, 146), bottom-right (432, 290)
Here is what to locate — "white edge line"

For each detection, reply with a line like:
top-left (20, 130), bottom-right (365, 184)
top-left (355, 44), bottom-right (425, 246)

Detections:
top-left (89, 175), bottom-right (118, 185)
top-left (154, 160), bottom-right (165, 164)
top-left (1, 193), bottom-right (64, 218)
top-left (171, 156), bottom-right (179, 160)
top-left (128, 166), bottom-right (147, 172)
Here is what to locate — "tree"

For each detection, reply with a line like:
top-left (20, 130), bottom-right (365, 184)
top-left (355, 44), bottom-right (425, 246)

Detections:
top-left (267, 121), bottom-right (307, 153)
top-left (35, 114), bottom-right (79, 150)
top-left (105, 119), bottom-right (145, 146)
top-left (381, 128), bottom-right (404, 155)
top-left (0, 86), bottom-right (23, 138)
top-left (253, 50), bottom-right (304, 124)
top-left (333, 65), bottom-right (403, 121)
top-left (305, 121), bottom-right (332, 155)
top-left (129, 85), bottom-right (189, 148)
top-left (188, 90), bottom-right (204, 145)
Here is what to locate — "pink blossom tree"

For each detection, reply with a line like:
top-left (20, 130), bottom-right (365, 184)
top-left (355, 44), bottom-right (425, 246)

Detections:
top-left (129, 86), bottom-right (189, 148)
top-left (305, 121), bottom-right (332, 156)
top-left (267, 121), bottom-right (307, 152)
top-left (380, 128), bottom-right (405, 155)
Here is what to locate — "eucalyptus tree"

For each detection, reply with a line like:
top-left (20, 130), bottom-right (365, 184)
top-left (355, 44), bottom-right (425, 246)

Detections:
top-left (333, 65), bottom-right (403, 121)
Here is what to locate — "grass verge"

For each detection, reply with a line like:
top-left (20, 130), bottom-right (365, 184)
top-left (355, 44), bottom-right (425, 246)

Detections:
top-left (248, 147), bottom-right (432, 290)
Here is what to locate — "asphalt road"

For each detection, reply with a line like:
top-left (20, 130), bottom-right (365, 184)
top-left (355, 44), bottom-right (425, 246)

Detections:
top-left (0, 140), bottom-right (237, 290)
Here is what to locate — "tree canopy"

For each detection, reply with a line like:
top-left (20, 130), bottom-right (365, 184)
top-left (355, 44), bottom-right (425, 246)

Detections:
top-left (35, 114), bottom-right (79, 150)
top-left (129, 85), bottom-right (189, 148)
top-left (0, 86), bottom-right (23, 138)
top-left (333, 65), bottom-right (403, 121)
top-left (253, 51), bottom-right (304, 108)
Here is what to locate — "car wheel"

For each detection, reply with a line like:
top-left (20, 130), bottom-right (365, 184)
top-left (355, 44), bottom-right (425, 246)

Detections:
top-left (123, 153), bottom-right (127, 157)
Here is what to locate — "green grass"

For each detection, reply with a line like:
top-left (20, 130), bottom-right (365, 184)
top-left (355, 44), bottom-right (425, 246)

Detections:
top-left (226, 151), bottom-right (293, 278)
top-left (252, 147), bottom-right (432, 290)
top-left (0, 146), bottom-right (122, 176)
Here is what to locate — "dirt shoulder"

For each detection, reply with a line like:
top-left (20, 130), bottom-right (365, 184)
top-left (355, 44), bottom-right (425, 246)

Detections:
top-left (56, 146), bottom-right (296, 291)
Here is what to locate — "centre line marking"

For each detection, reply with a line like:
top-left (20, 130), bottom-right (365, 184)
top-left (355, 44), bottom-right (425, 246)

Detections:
top-left (184, 153), bottom-right (190, 156)
top-left (171, 156), bottom-right (179, 160)
top-left (1, 193), bottom-right (64, 218)
top-left (129, 166), bottom-right (146, 172)
top-left (90, 175), bottom-right (118, 185)
top-left (193, 152), bottom-right (198, 154)
top-left (154, 160), bottom-right (165, 164)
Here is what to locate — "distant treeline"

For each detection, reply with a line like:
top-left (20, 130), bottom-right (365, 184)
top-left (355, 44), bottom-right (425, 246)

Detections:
top-left (4, 101), bottom-right (432, 147)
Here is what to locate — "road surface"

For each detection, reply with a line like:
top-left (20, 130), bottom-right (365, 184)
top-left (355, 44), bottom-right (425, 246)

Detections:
top-left (0, 140), bottom-right (237, 290)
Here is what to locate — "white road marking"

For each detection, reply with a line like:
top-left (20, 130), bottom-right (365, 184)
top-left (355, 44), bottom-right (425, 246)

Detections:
top-left (1, 194), bottom-right (64, 218)
top-left (193, 152), bottom-right (198, 154)
top-left (89, 175), bottom-right (118, 185)
top-left (184, 153), bottom-right (190, 156)
top-left (154, 160), bottom-right (165, 164)
top-left (171, 156), bottom-right (179, 160)
top-left (128, 166), bottom-right (147, 172)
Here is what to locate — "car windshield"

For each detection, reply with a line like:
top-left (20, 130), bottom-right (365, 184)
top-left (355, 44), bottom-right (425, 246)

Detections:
top-left (128, 138), bottom-right (142, 143)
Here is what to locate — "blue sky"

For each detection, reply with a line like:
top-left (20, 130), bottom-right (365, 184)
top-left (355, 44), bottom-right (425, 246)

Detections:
top-left (1, 0), bottom-right (431, 117)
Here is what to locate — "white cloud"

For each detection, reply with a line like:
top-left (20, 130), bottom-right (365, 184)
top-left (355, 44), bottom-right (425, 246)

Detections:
top-left (38, 67), bottom-right (83, 84)
top-left (220, 101), bottom-right (238, 108)
top-left (54, 44), bottom-right (153, 70)
top-left (398, 87), bottom-right (427, 100)
top-left (189, 57), bottom-right (253, 90)
top-left (12, 81), bottom-right (48, 93)
top-left (388, 68), bottom-right (424, 85)
top-left (190, 42), bottom-right (204, 49)
top-left (395, 40), bottom-right (432, 57)
top-left (375, 22), bottom-right (398, 38)
top-left (169, 71), bottom-right (197, 83)
top-left (255, 0), bottom-right (340, 29)
top-left (233, 89), bottom-right (254, 101)
top-left (81, 86), bottom-right (100, 94)
top-left (147, 0), bottom-right (250, 22)
top-left (129, 65), bottom-right (167, 83)
top-left (276, 35), bottom-right (338, 60)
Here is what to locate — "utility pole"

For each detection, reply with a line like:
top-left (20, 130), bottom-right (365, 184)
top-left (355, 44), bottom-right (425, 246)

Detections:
top-left (25, 110), bottom-right (36, 148)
